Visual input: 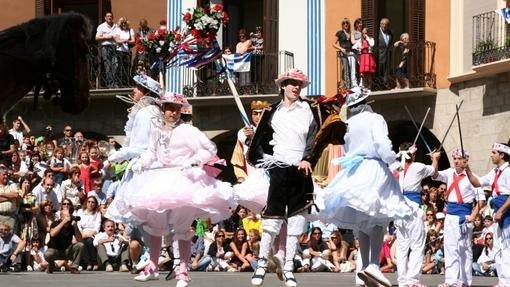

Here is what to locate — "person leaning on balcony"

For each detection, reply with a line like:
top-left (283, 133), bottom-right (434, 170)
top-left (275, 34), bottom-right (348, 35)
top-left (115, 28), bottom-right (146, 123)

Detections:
top-left (393, 33), bottom-right (410, 89)
top-left (96, 12), bottom-right (118, 88)
top-left (333, 18), bottom-right (357, 89)
top-left (114, 17), bottom-right (136, 87)
top-left (236, 28), bottom-right (253, 87)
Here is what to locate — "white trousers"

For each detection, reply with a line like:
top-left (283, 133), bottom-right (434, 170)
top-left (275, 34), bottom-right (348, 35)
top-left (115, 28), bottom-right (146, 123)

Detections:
top-left (258, 215), bottom-right (306, 272)
top-left (395, 209), bottom-right (425, 287)
top-left (443, 214), bottom-right (473, 286)
top-left (494, 223), bottom-right (510, 286)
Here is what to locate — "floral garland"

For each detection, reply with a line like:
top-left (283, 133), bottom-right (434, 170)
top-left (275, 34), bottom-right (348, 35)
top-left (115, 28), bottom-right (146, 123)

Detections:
top-left (135, 4), bottom-right (229, 65)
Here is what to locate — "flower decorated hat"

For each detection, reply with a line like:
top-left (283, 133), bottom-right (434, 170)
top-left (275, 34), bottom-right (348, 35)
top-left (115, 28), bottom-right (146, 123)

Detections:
top-left (250, 100), bottom-right (271, 111)
top-left (158, 91), bottom-right (188, 106)
top-left (133, 74), bottom-right (162, 95)
top-left (451, 148), bottom-right (469, 159)
top-left (493, 143), bottom-right (510, 155)
top-left (345, 86), bottom-right (371, 107)
top-left (274, 68), bottom-right (310, 88)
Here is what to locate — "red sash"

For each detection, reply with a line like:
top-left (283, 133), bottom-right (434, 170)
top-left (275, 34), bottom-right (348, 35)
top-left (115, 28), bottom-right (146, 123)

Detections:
top-left (492, 166), bottom-right (508, 196)
top-left (446, 172), bottom-right (465, 204)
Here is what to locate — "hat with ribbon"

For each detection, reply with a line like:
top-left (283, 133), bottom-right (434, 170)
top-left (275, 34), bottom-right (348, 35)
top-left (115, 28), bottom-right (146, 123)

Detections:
top-left (274, 68), bottom-right (310, 88)
top-left (345, 86), bottom-right (371, 107)
top-left (158, 92), bottom-right (188, 106)
top-left (492, 143), bottom-right (510, 155)
top-left (133, 74), bottom-right (162, 95)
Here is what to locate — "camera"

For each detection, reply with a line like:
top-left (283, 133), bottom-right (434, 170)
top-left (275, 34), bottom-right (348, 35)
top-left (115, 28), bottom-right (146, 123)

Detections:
top-left (72, 216), bottom-right (81, 221)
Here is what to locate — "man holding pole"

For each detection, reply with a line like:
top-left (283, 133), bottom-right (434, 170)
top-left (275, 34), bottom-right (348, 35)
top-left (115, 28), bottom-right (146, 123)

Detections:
top-left (432, 148), bottom-right (485, 287)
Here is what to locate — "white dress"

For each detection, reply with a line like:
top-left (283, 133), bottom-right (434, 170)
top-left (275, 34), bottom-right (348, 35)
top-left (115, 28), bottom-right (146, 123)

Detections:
top-left (322, 110), bottom-right (413, 231)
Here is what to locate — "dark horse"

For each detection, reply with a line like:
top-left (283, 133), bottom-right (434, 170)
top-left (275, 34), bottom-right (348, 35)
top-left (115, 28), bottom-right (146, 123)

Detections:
top-left (0, 12), bottom-right (91, 115)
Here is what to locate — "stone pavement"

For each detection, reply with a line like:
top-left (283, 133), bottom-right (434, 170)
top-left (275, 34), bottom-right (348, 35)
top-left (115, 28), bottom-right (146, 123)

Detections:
top-left (0, 271), bottom-right (498, 287)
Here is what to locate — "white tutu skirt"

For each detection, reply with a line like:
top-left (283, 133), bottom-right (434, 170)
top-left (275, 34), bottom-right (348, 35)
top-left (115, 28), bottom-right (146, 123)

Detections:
top-left (233, 168), bottom-right (270, 212)
top-left (105, 169), bottom-right (143, 226)
top-left (234, 168), bottom-right (325, 219)
top-left (115, 166), bottom-right (235, 236)
top-left (321, 157), bottom-right (413, 231)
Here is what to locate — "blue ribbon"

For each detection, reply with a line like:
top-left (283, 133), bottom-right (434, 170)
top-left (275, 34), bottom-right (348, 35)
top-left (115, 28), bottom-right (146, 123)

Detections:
top-left (491, 195), bottom-right (510, 228)
top-left (403, 191), bottom-right (421, 205)
top-left (446, 202), bottom-right (472, 224)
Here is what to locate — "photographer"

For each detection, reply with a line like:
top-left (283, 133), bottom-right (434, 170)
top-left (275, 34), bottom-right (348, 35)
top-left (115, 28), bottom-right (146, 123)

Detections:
top-left (93, 219), bottom-right (130, 272)
top-left (43, 203), bottom-right (84, 274)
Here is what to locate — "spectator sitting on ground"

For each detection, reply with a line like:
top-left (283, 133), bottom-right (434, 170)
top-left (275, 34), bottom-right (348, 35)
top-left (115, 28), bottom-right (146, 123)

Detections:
top-left (247, 229), bottom-right (260, 270)
top-left (59, 166), bottom-right (85, 210)
top-left (228, 228), bottom-right (252, 272)
top-left (327, 230), bottom-right (347, 272)
top-left (206, 231), bottom-right (232, 271)
top-left (379, 230), bottom-right (396, 273)
top-left (190, 221), bottom-right (207, 271)
top-left (28, 237), bottom-right (48, 272)
top-left (43, 204), bottom-right (84, 274)
top-left (301, 227), bottom-right (333, 272)
top-left (75, 196), bottom-right (101, 271)
top-left (93, 219), bottom-right (130, 272)
top-left (0, 221), bottom-right (25, 272)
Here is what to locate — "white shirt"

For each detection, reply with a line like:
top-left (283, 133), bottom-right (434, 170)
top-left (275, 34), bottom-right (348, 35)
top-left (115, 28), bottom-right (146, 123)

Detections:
top-left (479, 162), bottom-right (510, 196)
top-left (114, 27), bottom-right (134, 52)
top-left (96, 22), bottom-right (118, 46)
top-left (435, 168), bottom-right (484, 203)
top-left (93, 232), bottom-right (125, 257)
top-left (400, 162), bottom-right (436, 192)
top-left (8, 129), bottom-right (23, 144)
top-left (270, 101), bottom-right (314, 165)
top-left (75, 209), bottom-right (101, 233)
top-left (32, 184), bottom-right (60, 211)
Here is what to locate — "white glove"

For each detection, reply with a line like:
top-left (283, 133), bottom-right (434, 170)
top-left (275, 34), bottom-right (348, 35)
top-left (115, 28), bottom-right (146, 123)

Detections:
top-left (131, 161), bottom-right (143, 174)
top-left (108, 150), bottom-right (123, 163)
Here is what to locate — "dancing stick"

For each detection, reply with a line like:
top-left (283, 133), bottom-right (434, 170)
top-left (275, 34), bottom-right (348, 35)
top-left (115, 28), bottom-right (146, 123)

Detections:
top-left (436, 100), bottom-right (464, 152)
top-left (404, 105), bottom-right (432, 152)
top-left (223, 64), bottom-right (250, 126)
top-left (456, 102), bottom-right (465, 158)
top-left (412, 107), bottom-right (431, 148)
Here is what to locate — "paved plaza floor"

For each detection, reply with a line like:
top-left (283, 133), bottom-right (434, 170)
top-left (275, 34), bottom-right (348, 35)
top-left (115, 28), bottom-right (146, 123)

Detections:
top-left (0, 271), bottom-right (498, 287)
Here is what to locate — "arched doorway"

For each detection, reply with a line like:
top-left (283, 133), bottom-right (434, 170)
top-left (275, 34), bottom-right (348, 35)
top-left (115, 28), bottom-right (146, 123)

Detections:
top-left (387, 120), bottom-right (450, 170)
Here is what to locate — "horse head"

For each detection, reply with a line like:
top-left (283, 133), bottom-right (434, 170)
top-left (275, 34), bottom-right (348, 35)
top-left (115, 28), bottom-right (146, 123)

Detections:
top-left (49, 13), bottom-right (91, 113)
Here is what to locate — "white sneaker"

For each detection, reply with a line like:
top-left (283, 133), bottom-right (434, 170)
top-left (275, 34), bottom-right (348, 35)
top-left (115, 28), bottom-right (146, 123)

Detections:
top-left (251, 267), bottom-right (266, 286)
top-left (26, 266), bottom-right (33, 272)
top-left (176, 280), bottom-right (189, 287)
top-left (357, 270), bottom-right (379, 287)
top-left (136, 257), bottom-right (150, 270)
top-left (283, 271), bottom-right (297, 287)
top-left (134, 271), bottom-right (160, 282)
top-left (105, 264), bottom-right (114, 272)
top-left (364, 265), bottom-right (391, 287)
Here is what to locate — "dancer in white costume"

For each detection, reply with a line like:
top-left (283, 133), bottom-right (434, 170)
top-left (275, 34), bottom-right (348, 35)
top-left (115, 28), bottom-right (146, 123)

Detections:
top-left (392, 142), bottom-right (440, 287)
top-left (322, 87), bottom-right (413, 287)
top-left (248, 68), bottom-right (321, 287)
top-left (125, 92), bottom-right (235, 287)
top-left (432, 148), bottom-right (484, 287)
top-left (465, 143), bottom-right (510, 287)
top-left (105, 74), bottom-right (162, 281)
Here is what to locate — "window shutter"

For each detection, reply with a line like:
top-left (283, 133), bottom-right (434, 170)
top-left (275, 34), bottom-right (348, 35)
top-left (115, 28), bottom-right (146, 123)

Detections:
top-left (361, 0), bottom-right (377, 37)
top-left (408, 0), bottom-right (425, 87)
top-left (263, 0), bottom-right (278, 83)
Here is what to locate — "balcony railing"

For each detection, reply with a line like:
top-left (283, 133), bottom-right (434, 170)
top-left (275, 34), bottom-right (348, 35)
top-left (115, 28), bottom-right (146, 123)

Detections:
top-left (336, 40), bottom-right (437, 91)
top-left (87, 45), bottom-right (294, 97)
top-left (472, 10), bottom-right (510, 66)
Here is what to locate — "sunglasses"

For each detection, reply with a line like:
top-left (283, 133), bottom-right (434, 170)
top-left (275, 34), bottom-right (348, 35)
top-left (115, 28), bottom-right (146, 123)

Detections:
top-left (62, 202), bottom-right (72, 206)
top-left (65, 129), bottom-right (72, 132)
top-left (216, 234), bottom-right (225, 238)
top-left (486, 237), bottom-right (493, 240)
top-left (426, 213), bottom-right (434, 216)
top-left (312, 232), bottom-right (322, 235)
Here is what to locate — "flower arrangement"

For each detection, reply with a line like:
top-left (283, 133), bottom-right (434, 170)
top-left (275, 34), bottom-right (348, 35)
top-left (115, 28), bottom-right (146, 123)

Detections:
top-left (182, 4), bottom-right (229, 42)
top-left (135, 25), bottom-right (183, 58)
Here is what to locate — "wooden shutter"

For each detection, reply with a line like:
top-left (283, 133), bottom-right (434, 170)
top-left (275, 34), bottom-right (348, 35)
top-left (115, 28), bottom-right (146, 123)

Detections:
top-left (408, 0), bottom-right (425, 87)
top-left (263, 0), bottom-right (278, 83)
top-left (35, 0), bottom-right (51, 17)
top-left (361, 0), bottom-right (377, 38)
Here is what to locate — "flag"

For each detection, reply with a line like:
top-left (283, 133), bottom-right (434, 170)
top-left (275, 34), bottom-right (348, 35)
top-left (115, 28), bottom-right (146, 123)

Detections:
top-left (222, 52), bottom-right (252, 73)
top-left (495, 7), bottom-right (510, 24)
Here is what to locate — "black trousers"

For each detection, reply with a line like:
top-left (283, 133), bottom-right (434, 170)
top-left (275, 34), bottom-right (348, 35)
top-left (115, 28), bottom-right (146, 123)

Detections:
top-left (262, 165), bottom-right (314, 219)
